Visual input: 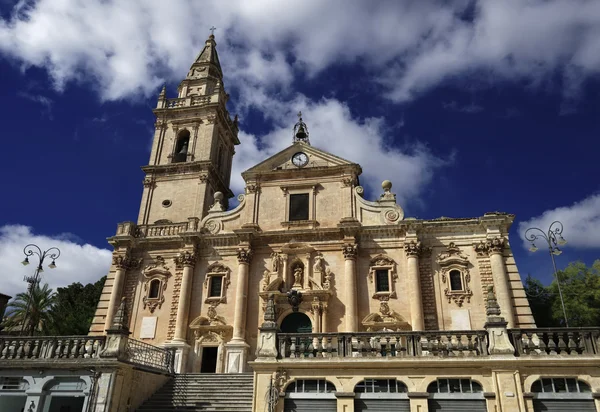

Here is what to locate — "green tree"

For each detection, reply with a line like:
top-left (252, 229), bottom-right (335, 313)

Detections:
top-left (551, 260), bottom-right (600, 327)
top-left (4, 283), bottom-right (56, 335)
top-left (47, 276), bottom-right (106, 335)
top-left (524, 274), bottom-right (556, 327)
top-left (525, 260), bottom-right (600, 327)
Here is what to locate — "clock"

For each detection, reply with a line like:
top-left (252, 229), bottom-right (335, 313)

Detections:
top-left (291, 152), bottom-right (309, 167)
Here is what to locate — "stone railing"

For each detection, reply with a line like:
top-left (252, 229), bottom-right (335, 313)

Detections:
top-left (115, 220), bottom-right (199, 239)
top-left (165, 96), bottom-right (212, 109)
top-left (0, 336), bottom-right (106, 360)
top-left (277, 330), bottom-right (488, 359)
top-left (135, 222), bottom-right (188, 238)
top-left (509, 328), bottom-right (600, 356)
top-left (124, 338), bottom-right (175, 374)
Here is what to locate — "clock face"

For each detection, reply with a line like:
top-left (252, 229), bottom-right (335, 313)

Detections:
top-left (292, 152), bottom-right (309, 167)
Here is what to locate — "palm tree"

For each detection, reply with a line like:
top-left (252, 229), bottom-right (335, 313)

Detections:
top-left (3, 283), bottom-right (56, 336)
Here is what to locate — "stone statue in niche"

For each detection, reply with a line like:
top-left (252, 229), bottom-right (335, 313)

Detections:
top-left (293, 266), bottom-right (303, 288)
top-left (313, 253), bottom-right (324, 274)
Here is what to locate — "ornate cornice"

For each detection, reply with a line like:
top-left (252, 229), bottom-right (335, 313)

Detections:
top-left (237, 247), bottom-right (253, 264)
top-left (342, 243), bottom-right (358, 260)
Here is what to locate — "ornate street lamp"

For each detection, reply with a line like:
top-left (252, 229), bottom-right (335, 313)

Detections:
top-left (524, 221), bottom-right (569, 327)
top-left (20, 244), bottom-right (61, 335)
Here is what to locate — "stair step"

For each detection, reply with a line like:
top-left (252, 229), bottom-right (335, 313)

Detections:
top-left (136, 373), bottom-right (255, 412)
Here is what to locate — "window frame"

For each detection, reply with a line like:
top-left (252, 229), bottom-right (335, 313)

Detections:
top-left (427, 378), bottom-right (484, 400)
top-left (289, 193), bottom-right (310, 221)
top-left (208, 275), bottom-right (225, 298)
top-left (368, 255), bottom-right (398, 299)
top-left (281, 184), bottom-right (319, 229)
top-left (531, 378), bottom-right (593, 400)
top-left (142, 257), bottom-right (171, 313)
top-left (355, 379), bottom-right (408, 399)
top-left (204, 262), bottom-right (231, 304)
top-left (285, 380), bottom-right (337, 399)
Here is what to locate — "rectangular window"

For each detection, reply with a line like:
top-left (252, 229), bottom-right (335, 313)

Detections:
top-left (289, 193), bottom-right (309, 221)
top-left (375, 269), bottom-right (390, 292)
top-left (209, 276), bottom-right (223, 298)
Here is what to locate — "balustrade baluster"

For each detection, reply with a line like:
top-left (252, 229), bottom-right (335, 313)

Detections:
top-left (384, 336), bottom-right (392, 357)
top-left (368, 336), bottom-right (376, 357)
top-left (326, 336), bottom-right (333, 357)
top-left (299, 338), bottom-right (306, 358)
top-left (546, 333), bottom-right (557, 355)
top-left (289, 338), bottom-right (296, 358)
top-left (32, 339), bottom-right (40, 358)
top-left (557, 333), bottom-right (567, 354)
top-left (16, 340), bottom-right (25, 358)
top-left (567, 332), bottom-right (578, 355)
top-left (446, 334), bottom-right (454, 357)
top-left (346, 335), bottom-right (353, 358)
top-left (456, 334), bottom-right (464, 356)
top-left (0, 339), bottom-right (5, 359)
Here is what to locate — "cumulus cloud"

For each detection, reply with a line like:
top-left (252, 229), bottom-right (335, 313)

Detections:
top-left (518, 194), bottom-right (600, 250)
top-left (231, 96), bottom-right (446, 206)
top-left (1, 0), bottom-right (599, 103)
top-left (0, 225), bottom-right (112, 300)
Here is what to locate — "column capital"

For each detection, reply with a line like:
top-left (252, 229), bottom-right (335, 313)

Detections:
top-left (237, 247), bottom-right (253, 264)
top-left (342, 243), bottom-right (358, 260)
top-left (112, 251), bottom-right (141, 271)
top-left (474, 237), bottom-right (505, 257)
top-left (174, 250), bottom-right (197, 268)
top-left (404, 240), bottom-right (423, 257)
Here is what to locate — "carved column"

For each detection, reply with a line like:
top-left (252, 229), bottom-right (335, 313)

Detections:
top-left (405, 241), bottom-right (425, 331)
top-left (226, 247), bottom-right (253, 373)
top-left (486, 238), bottom-right (515, 328)
top-left (343, 243), bottom-right (358, 332)
top-left (232, 247), bottom-right (253, 342)
top-left (173, 250), bottom-right (197, 342)
top-left (104, 252), bottom-right (136, 332)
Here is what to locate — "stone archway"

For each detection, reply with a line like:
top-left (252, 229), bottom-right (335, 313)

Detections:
top-left (280, 312), bottom-right (312, 333)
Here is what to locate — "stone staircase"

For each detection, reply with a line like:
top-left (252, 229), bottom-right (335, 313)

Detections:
top-left (136, 373), bottom-right (254, 412)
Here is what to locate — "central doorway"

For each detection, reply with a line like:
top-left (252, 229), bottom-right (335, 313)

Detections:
top-left (280, 312), bottom-right (312, 333)
top-left (200, 347), bottom-right (218, 373)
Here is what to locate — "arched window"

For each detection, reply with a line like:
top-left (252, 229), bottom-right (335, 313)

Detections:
top-left (531, 378), bottom-right (594, 412)
top-left (148, 279), bottom-right (161, 299)
top-left (42, 378), bottom-right (88, 412)
top-left (355, 379), bottom-right (409, 412)
top-left (449, 270), bottom-right (463, 291)
top-left (428, 379), bottom-right (486, 412)
top-left (173, 130), bottom-right (190, 163)
top-left (284, 380), bottom-right (336, 412)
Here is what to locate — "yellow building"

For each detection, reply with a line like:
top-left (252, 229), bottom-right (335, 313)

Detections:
top-left (2, 34), bottom-right (599, 412)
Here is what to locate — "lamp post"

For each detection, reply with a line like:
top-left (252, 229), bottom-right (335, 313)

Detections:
top-left (524, 221), bottom-right (568, 327)
top-left (20, 244), bottom-right (60, 335)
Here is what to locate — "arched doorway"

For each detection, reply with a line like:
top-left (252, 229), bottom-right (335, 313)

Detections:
top-left (280, 312), bottom-right (312, 333)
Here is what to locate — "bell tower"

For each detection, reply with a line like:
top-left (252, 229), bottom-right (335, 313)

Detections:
top-left (138, 34), bottom-right (239, 225)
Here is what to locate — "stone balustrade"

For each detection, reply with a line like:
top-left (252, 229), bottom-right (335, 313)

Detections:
top-left (277, 330), bottom-right (488, 359)
top-left (165, 96), bottom-right (212, 109)
top-left (135, 222), bottom-right (188, 238)
top-left (509, 328), bottom-right (600, 356)
top-left (115, 221), bottom-right (195, 239)
top-left (0, 336), bottom-right (106, 360)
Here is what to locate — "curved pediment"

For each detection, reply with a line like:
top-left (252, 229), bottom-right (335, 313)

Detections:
top-left (436, 242), bottom-right (469, 267)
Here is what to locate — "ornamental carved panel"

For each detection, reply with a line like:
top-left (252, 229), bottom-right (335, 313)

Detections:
top-left (141, 256), bottom-right (172, 313)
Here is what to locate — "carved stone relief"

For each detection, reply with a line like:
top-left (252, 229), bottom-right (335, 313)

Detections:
top-left (203, 262), bottom-right (231, 303)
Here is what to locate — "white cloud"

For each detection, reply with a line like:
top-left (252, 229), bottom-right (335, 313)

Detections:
top-left (231, 96), bottom-right (446, 208)
top-left (1, 0), bottom-right (599, 103)
top-left (0, 225), bottom-right (111, 300)
top-left (518, 194), bottom-right (600, 250)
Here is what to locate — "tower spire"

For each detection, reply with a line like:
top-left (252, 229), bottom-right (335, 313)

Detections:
top-left (186, 31), bottom-right (222, 80)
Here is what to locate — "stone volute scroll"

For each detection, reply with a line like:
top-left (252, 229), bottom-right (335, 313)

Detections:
top-left (436, 242), bottom-right (472, 307)
top-left (352, 180), bottom-right (405, 226)
top-left (141, 255), bottom-right (172, 313)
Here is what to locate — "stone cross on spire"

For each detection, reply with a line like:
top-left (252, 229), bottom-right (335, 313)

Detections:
top-left (209, 26), bottom-right (217, 36)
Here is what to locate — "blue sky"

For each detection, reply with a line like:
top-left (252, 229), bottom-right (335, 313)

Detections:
top-left (0, 0), bottom-right (599, 298)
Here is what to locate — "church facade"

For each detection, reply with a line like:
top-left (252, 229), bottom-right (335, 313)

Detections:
top-left (83, 34), bottom-right (600, 412)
